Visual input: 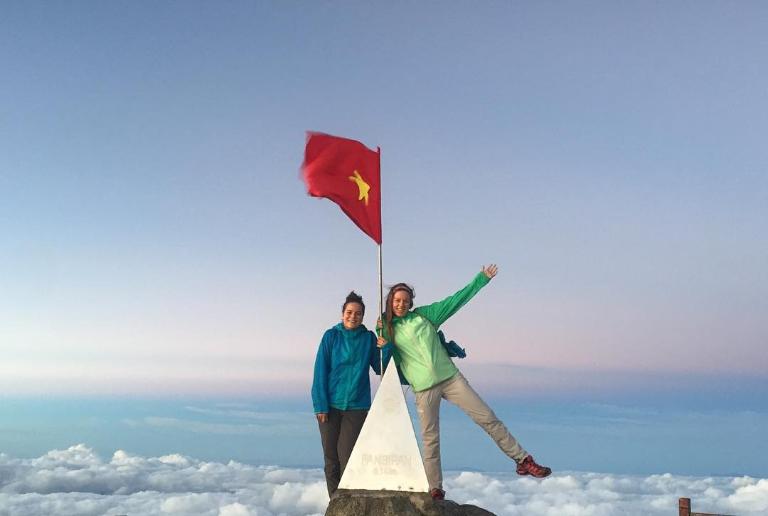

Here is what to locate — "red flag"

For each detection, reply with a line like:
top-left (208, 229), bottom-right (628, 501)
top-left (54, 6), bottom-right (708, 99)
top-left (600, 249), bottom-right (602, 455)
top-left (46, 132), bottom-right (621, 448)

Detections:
top-left (301, 132), bottom-right (382, 244)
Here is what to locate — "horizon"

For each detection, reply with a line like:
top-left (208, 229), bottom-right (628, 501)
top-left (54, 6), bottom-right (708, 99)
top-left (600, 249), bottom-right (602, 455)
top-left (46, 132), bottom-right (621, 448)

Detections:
top-left (3, 389), bottom-right (766, 479)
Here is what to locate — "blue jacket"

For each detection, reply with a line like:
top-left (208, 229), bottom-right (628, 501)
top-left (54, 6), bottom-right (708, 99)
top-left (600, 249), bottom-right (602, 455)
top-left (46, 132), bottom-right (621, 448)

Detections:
top-left (311, 323), bottom-right (393, 414)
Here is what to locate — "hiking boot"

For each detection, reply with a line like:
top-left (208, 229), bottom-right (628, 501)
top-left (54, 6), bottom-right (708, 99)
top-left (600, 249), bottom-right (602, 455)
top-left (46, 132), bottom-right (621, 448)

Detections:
top-left (516, 455), bottom-right (552, 478)
top-left (430, 488), bottom-right (445, 500)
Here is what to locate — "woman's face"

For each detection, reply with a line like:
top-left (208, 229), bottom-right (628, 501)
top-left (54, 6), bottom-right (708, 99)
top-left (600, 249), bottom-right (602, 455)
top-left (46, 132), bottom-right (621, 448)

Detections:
top-left (392, 290), bottom-right (411, 317)
top-left (342, 302), bottom-right (364, 330)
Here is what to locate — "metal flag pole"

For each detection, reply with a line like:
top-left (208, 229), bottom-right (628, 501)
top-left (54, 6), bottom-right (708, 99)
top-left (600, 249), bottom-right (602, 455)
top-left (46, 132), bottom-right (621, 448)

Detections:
top-left (378, 243), bottom-right (384, 375)
top-left (377, 146), bottom-right (384, 376)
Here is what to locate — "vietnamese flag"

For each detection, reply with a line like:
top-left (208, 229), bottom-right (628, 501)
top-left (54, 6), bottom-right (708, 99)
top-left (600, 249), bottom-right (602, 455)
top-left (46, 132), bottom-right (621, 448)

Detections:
top-left (301, 132), bottom-right (382, 244)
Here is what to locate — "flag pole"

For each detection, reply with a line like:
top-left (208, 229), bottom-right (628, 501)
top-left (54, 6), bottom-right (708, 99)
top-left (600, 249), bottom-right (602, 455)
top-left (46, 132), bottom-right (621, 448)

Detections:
top-left (378, 243), bottom-right (384, 375)
top-left (377, 146), bottom-right (384, 375)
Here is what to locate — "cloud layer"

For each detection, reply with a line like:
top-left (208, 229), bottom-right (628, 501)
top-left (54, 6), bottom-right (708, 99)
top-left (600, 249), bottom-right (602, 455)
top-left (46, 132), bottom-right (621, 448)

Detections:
top-left (1, 445), bottom-right (766, 516)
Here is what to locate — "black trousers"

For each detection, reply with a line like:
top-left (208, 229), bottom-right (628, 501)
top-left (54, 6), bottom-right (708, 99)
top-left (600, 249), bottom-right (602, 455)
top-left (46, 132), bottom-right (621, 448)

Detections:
top-left (318, 408), bottom-right (368, 496)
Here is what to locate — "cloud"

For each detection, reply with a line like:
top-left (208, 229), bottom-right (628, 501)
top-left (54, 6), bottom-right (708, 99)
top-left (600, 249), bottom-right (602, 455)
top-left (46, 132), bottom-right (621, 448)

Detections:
top-left (446, 471), bottom-right (768, 516)
top-left (729, 478), bottom-right (768, 512)
top-left (119, 404), bottom-right (314, 437)
top-left (122, 415), bottom-right (308, 436)
top-left (183, 405), bottom-right (314, 421)
top-left (0, 445), bottom-right (766, 515)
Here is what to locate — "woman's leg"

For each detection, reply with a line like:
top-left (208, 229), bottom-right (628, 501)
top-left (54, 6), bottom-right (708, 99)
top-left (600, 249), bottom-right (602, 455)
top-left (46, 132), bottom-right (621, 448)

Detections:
top-left (443, 372), bottom-right (528, 462)
top-left (414, 384), bottom-right (445, 490)
top-left (337, 409), bottom-right (368, 478)
top-left (318, 408), bottom-right (342, 496)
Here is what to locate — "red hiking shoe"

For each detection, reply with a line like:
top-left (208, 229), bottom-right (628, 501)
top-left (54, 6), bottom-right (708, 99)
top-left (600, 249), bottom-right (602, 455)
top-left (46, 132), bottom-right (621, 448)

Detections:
top-left (516, 455), bottom-right (552, 478)
top-left (430, 488), bottom-right (445, 500)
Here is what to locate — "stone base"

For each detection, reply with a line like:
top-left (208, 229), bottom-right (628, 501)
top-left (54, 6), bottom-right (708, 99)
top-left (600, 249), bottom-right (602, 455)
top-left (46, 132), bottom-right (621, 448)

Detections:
top-left (326, 489), bottom-right (496, 516)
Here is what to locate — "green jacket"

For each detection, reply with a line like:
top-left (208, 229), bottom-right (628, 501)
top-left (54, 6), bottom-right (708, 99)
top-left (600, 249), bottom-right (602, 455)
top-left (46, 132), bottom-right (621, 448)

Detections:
top-left (384, 272), bottom-right (490, 392)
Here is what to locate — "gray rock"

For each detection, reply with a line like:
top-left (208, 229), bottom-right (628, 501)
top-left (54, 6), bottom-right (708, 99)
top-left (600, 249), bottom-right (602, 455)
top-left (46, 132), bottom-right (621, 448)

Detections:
top-left (326, 489), bottom-right (496, 516)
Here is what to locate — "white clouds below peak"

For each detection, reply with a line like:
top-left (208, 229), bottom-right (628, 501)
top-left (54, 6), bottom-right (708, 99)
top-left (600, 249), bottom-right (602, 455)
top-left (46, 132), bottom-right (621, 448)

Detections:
top-left (0, 445), bottom-right (766, 515)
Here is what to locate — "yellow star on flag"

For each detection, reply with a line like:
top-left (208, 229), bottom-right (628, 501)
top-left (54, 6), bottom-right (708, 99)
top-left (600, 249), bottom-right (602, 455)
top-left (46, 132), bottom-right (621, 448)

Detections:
top-left (348, 170), bottom-right (370, 206)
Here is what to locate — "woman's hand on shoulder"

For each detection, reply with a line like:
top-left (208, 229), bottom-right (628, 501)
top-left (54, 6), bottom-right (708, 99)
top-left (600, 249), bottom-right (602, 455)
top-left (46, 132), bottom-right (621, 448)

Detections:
top-left (482, 264), bottom-right (498, 279)
top-left (316, 413), bottom-right (328, 423)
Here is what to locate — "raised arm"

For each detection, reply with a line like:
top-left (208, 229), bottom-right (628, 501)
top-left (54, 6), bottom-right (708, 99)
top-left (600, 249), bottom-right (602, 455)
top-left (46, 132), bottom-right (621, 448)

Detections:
top-left (415, 264), bottom-right (497, 328)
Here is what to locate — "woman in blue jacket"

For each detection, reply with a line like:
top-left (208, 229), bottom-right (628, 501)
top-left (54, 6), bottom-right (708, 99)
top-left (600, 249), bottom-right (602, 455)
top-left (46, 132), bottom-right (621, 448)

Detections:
top-left (312, 291), bottom-right (391, 496)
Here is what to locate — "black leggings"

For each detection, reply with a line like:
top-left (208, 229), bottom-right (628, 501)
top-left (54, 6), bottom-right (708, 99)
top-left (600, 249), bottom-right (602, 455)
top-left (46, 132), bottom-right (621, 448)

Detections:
top-left (318, 408), bottom-right (368, 495)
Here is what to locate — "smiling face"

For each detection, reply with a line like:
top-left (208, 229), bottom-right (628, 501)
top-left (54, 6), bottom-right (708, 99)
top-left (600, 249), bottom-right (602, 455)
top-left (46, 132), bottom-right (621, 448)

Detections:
top-left (342, 302), bottom-right (364, 330)
top-left (392, 290), bottom-right (412, 317)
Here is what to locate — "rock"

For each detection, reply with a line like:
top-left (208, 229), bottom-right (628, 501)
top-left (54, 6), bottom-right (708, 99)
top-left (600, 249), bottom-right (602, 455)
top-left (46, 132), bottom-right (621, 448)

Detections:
top-left (326, 489), bottom-right (496, 516)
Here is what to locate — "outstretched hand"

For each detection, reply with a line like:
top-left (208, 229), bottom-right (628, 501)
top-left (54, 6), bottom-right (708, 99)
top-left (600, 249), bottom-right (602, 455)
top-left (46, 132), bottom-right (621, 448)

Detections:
top-left (482, 264), bottom-right (498, 279)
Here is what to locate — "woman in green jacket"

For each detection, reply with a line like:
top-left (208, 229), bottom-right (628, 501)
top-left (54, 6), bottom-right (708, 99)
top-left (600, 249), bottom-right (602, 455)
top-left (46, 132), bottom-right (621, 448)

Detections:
top-left (380, 264), bottom-right (551, 500)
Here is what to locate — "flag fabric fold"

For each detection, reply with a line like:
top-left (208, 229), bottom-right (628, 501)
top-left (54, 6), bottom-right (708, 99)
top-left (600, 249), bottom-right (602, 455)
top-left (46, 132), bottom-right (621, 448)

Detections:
top-left (301, 132), bottom-right (382, 244)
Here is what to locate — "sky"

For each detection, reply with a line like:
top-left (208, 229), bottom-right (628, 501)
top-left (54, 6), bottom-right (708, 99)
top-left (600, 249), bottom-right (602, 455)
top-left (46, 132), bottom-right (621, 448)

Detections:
top-left (1, 0), bottom-right (767, 498)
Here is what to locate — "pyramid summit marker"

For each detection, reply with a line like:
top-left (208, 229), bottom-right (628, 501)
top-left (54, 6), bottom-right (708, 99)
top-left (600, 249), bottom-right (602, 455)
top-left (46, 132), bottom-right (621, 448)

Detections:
top-left (338, 362), bottom-right (429, 492)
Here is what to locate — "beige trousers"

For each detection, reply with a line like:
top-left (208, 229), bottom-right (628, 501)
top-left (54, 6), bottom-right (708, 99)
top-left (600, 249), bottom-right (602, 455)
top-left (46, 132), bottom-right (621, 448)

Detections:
top-left (414, 371), bottom-right (528, 490)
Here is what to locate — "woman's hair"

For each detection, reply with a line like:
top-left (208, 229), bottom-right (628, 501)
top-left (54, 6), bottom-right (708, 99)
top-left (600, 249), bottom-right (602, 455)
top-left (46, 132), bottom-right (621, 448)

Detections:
top-left (384, 283), bottom-right (414, 346)
top-left (342, 291), bottom-right (365, 315)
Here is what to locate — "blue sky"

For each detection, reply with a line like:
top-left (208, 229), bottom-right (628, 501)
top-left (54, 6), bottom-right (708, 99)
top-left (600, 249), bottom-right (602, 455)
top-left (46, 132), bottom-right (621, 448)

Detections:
top-left (1, 1), bottom-right (766, 477)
